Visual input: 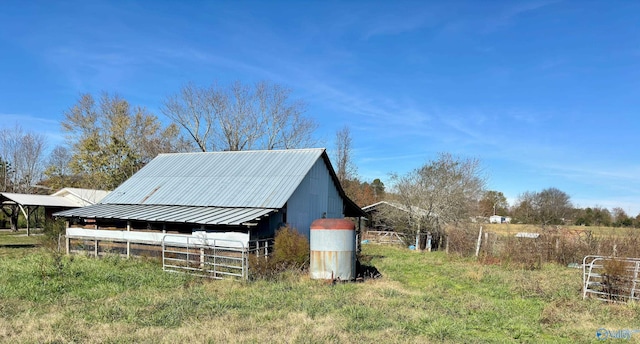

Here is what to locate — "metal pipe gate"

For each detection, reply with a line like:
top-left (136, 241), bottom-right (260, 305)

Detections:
top-left (162, 234), bottom-right (248, 280)
top-left (583, 255), bottom-right (640, 303)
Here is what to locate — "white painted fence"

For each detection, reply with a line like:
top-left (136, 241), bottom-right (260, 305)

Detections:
top-left (65, 228), bottom-right (251, 280)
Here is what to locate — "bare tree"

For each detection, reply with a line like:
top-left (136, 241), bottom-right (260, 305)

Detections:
top-left (162, 80), bottom-right (317, 152)
top-left (0, 126), bottom-right (47, 231)
top-left (611, 207), bottom-right (632, 227)
top-left (389, 153), bottom-right (485, 249)
top-left (512, 191), bottom-right (537, 224)
top-left (0, 125), bottom-right (47, 193)
top-left (334, 125), bottom-right (356, 185)
top-left (42, 145), bottom-right (81, 190)
top-left (535, 187), bottom-right (572, 225)
top-left (160, 82), bottom-right (215, 152)
top-left (512, 188), bottom-right (572, 225)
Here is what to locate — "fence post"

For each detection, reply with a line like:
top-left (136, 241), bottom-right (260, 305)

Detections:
top-left (126, 221), bottom-right (131, 258)
top-left (264, 240), bottom-right (269, 258)
top-left (475, 226), bottom-right (483, 257)
top-left (445, 236), bottom-right (449, 254)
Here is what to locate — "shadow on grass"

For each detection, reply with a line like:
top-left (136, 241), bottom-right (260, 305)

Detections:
top-left (356, 256), bottom-right (383, 281)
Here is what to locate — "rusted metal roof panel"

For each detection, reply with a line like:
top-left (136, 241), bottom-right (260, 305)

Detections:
top-left (55, 204), bottom-right (276, 226)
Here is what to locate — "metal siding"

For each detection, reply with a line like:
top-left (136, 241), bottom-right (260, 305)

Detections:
top-left (286, 157), bottom-right (344, 239)
top-left (327, 174), bottom-right (344, 219)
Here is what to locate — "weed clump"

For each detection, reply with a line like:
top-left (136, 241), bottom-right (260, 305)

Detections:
top-left (602, 259), bottom-right (633, 302)
top-left (249, 226), bottom-right (309, 280)
top-left (40, 218), bottom-right (67, 252)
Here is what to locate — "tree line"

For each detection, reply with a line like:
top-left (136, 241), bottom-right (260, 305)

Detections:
top-left (478, 188), bottom-right (640, 228)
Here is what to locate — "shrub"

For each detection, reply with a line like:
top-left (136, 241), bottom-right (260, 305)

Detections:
top-left (446, 225), bottom-right (480, 256)
top-left (41, 218), bottom-right (67, 252)
top-left (249, 226), bottom-right (309, 280)
top-left (272, 225), bottom-right (309, 268)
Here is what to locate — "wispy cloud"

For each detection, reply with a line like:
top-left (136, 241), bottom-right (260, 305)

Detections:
top-left (438, 1), bottom-right (560, 36)
top-left (0, 113), bottom-right (65, 147)
top-left (361, 10), bottom-right (435, 39)
top-left (483, 0), bottom-right (561, 33)
top-left (46, 46), bottom-right (134, 92)
top-left (545, 162), bottom-right (640, 187)
top-left (0, 113), bottom-right (58, 125)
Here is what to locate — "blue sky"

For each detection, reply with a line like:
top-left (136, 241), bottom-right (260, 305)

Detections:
top-left (1, 1), bottom-right (639, 214)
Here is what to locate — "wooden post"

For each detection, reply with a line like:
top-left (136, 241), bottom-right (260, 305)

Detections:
top-left (475, 226), bottom-right (483, 257)
top-left (94, 240), bottom-right (99, 257)
top-left (26, 207), bottom-right (30, 236)
top-left (65, 221), bottom-right (70, 254)
top-left (445, 235), bottom-right (449, 254)
top-left (126, 221), bottom-right (131, 258)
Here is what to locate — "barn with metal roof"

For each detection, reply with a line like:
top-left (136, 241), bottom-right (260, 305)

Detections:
top-left (56, 148), bottom-right (364, 240)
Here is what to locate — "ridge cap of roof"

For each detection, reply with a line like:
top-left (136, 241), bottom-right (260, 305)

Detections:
top-left (156, 147), bottom-right (326, 157)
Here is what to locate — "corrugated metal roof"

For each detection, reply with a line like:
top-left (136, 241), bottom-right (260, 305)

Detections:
top-left (55, 204), bottom-right (276, 225)
top-left (99, 148), bottom-right (326, 208)
top-left (0, 193), bottom-right (80, 208)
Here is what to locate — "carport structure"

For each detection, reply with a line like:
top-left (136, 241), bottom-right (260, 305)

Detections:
top-left (0, 188), bottom-right (110, 235)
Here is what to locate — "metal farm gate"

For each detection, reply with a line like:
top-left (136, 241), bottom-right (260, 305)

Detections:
top-left (162, 234), bottom-right (248, 280)
top-left (583, 255), bottom-right (640, 303)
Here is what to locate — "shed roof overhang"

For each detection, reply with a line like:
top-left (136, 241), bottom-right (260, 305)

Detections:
top-left (54, 204), bottom-right (277, 226)
top-left (0, 192), bottom-right (80, 208)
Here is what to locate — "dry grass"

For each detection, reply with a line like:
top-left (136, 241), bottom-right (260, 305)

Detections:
top-left (1, 245), bottom-right (640, 342)
top-left (483, 223), bottom-right (632, 238)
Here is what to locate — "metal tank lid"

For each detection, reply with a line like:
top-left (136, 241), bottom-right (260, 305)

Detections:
top-left (310, 218), bottom-right (355, 230)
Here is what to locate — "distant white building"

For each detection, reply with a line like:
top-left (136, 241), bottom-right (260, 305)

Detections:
top-left (489, 215), bottom-right (511, 224)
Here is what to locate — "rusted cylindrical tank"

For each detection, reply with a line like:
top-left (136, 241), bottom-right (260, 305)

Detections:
top-left (309, 218), bottom-right (356, 280)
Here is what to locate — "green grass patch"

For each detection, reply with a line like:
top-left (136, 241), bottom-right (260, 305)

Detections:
top-left (0, 245), bottom-right (638, 343)
top-left (0, 229), bottom-right (41, 246)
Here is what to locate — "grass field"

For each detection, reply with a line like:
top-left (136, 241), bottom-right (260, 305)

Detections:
top-left (1, 241), bottom-right (639, 343)
top-left (0, 229), bottom-right (41, 247)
